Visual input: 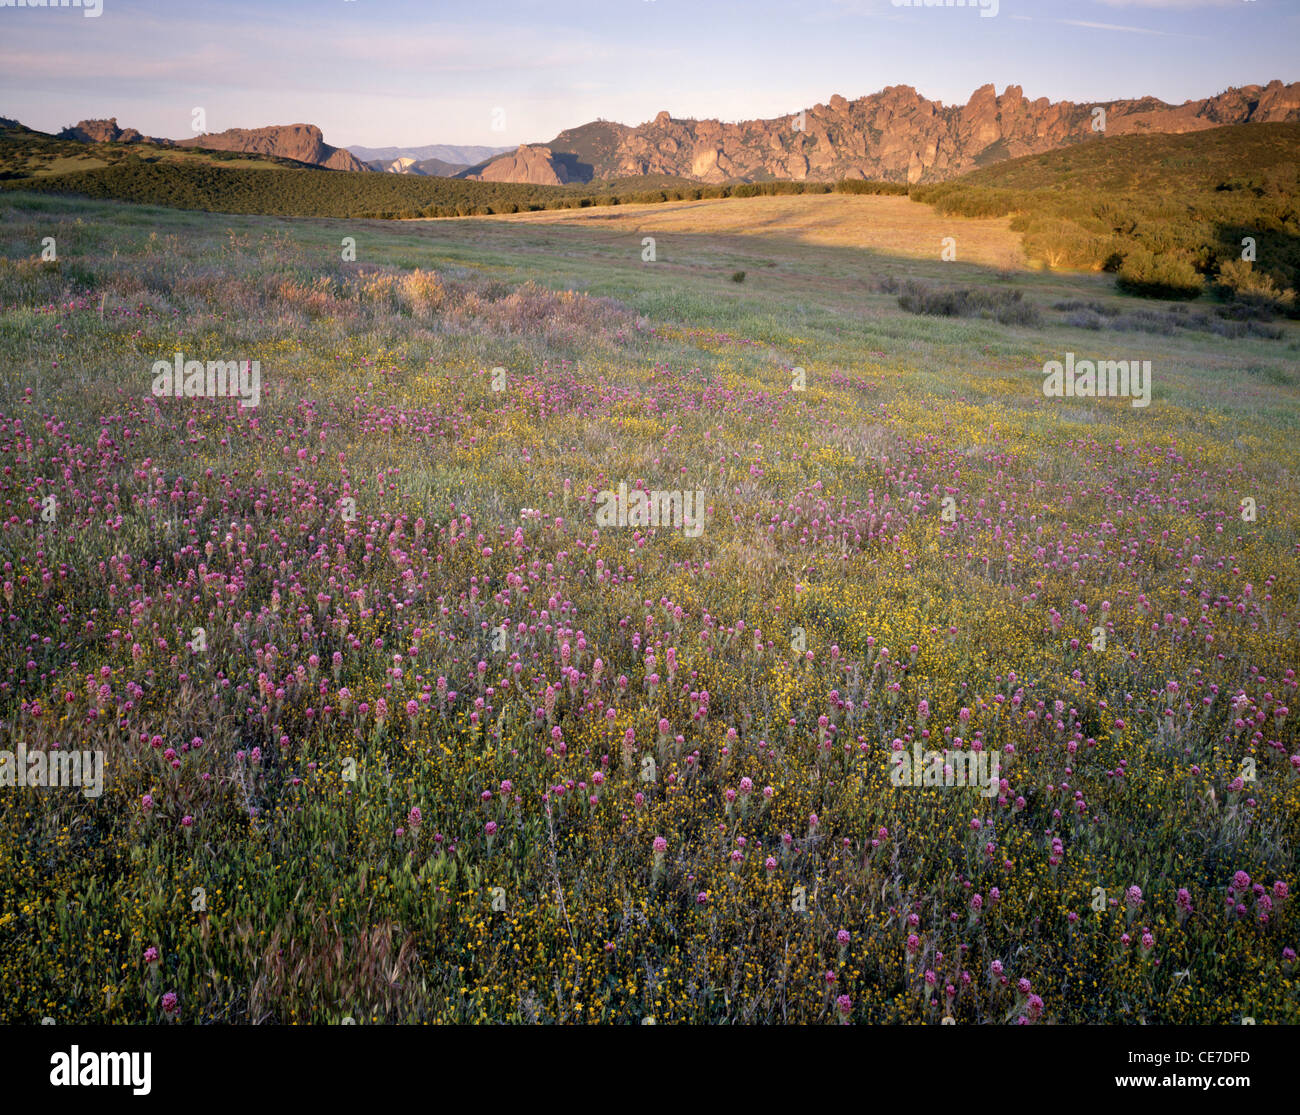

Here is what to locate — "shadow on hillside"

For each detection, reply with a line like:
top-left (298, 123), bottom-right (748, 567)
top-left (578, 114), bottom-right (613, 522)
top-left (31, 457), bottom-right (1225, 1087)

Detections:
top-left (1209, 219), bottom-right (1300, 314)
top-left (553, 152), bottom-right (594, 183)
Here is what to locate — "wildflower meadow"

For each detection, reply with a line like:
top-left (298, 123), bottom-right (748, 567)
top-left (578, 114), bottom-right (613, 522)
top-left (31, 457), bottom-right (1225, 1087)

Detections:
top-left (0, 186), bottom-right (1296, 1029)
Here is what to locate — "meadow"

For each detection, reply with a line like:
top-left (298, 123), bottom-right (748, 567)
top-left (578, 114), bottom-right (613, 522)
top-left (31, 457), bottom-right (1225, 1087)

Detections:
top-left (8, 120), bottom-right (1297, 323)
top-left (0, 185), bottom-right (1296, 1024)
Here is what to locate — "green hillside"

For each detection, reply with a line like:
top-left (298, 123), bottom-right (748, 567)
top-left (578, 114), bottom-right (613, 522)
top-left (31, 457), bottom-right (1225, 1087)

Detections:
top-left (0, 119), bottom-right (325, 178)
top-left (6, 116), bottom-right (1295, 311)
top-left (1, 154), bottom-right (903, 218)
top-left (941, 121), bottom-right (1300, 194)
top-left (913, 122), bottom-right (1300, 311)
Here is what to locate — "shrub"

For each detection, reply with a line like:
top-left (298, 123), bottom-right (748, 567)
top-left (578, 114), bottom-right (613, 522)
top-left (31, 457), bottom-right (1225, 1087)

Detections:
top-left (1115, 250), bottom-right (1204, 300)
top-left (834, 179), bottom-right (910, 196)
top-left (897, 281), bottom-right (1040, 326)
top-left (1214, 258), bottom-right (1297, 318)
top-left (1018, 217), bottom-right (1108, 271)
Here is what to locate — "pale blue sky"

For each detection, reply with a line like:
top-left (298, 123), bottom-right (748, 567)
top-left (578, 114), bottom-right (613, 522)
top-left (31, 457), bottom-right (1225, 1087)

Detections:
top-left (1, 0), bottom-right (1295, 148)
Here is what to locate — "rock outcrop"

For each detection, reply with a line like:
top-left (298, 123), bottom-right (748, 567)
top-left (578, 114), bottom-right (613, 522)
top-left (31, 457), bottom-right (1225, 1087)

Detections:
top-left (175, 124), bottom-right (369, 171)
top-left (463, 144), bottom-right (572, 185)
top-left (49, 81), bottom-right (1300, 186)
top-left (477, 81), bottom-right (1300, 185)
top-left (58, 118), bottom-right (166, 145)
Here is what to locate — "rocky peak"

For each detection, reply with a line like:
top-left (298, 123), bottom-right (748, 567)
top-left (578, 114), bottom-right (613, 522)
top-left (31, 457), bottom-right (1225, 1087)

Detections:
top-left (503, 79), bottom-right (1300, 186)
top-left (58, 118), bottom-right (161, 145)
top-left (175, 123), bottom-right (370, 171)
top-left (465, 144), bottom-right (571, 185)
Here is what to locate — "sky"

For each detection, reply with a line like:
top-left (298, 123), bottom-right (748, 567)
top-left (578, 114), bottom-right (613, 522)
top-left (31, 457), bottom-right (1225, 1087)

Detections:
top-left (1, 0), bottom-right (1296, 149)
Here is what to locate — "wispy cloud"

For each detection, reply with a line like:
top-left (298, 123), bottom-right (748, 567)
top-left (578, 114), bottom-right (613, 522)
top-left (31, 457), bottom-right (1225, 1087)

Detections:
top-left (1092, 0), bottom-right (1239, 7)
top-left (1010, 13), bottom-right (1203, 39)
top-left (1059, 18), bottom-right (1188, 36)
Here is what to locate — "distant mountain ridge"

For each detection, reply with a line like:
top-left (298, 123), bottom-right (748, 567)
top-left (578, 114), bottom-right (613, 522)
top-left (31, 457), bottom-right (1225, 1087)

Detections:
top-left (462, 79), bottom-right (1300, 185)
top-left (348, 143), bottom-right (513, 165)
top-left (37, 80), bottom-right (1300, 186)
top-left (362, 154), bottom-right (488, 177)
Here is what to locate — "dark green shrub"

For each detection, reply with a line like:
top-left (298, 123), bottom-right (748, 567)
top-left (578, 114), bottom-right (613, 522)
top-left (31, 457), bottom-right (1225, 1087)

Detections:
top-left (1115, 249), bottom-right (1204, 300)
top-left (1214, 258), bottom-right (1297, 317)
top-left (897, 281), bottom-right (1040, 326)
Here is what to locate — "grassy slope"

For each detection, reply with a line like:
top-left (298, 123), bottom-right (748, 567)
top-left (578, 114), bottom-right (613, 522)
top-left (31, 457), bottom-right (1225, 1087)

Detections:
top-left (8, 119), bottom-right (1296, 309)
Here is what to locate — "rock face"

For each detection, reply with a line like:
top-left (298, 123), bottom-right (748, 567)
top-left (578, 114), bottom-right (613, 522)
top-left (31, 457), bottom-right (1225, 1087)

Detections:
top-left (58, 118), bottom-right (166, 145)
top-left (175, 124), bottom-right (370, 172)
top-left (463, 144), bottom-right (571, 185)
top-left (48, 80), bottom-right (1300, 185)
top-left (477, 81), bottom-right (1300, 185)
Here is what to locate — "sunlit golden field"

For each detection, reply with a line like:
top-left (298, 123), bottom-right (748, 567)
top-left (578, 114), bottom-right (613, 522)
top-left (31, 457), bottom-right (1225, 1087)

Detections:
top-left (0, 188), bottom-right (1296, 1024)
top-left (488, 193), bottom-right (1026, 269)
